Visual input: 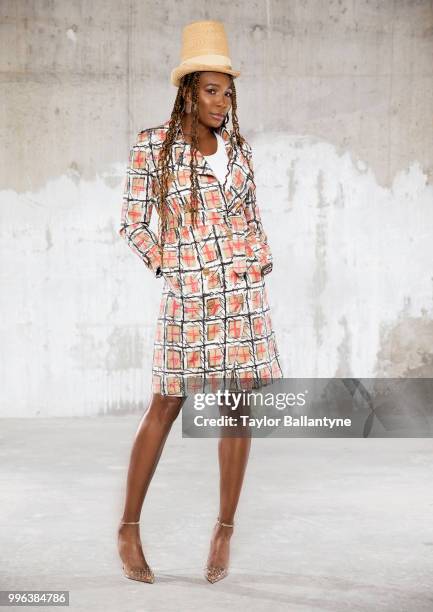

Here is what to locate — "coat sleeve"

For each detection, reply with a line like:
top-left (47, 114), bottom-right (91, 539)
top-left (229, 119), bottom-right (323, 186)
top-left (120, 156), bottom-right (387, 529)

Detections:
top-left (119, 133), bottom-right (163, 277)
top-left (242, 143), bottom-right (273, 276)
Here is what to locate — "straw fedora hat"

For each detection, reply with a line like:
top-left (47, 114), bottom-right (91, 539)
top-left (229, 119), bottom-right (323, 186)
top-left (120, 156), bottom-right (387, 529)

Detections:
top-left (171, 20), bottom-right (240, 87)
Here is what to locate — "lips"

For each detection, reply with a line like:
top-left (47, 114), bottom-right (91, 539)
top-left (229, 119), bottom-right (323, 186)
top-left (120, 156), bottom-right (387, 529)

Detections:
top-left (210, 113), bottom-right (225, 120)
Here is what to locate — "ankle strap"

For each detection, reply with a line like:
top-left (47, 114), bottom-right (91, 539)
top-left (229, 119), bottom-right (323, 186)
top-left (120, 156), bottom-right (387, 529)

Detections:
top-left (217, 517), bottom-right (234, 528)
top-left (120, 520), bottom-right (140, 524)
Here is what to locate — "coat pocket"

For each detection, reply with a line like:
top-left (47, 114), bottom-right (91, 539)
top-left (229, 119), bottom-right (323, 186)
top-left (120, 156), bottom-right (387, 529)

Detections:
top-left (162, 270), bottom-right (182, 295)
top-left (162, 269), bottom-right (205, 297)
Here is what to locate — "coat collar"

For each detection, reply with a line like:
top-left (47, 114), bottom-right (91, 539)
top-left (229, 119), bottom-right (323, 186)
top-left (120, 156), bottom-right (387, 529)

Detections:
top-left (161, 118), bottom-right (235, 174)
top-left (158, 119), bottom-right (249, 211)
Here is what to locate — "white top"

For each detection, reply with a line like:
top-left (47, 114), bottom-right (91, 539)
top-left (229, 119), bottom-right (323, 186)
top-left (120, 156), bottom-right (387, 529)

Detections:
top-left (203, 132), bottom-right (232, 188)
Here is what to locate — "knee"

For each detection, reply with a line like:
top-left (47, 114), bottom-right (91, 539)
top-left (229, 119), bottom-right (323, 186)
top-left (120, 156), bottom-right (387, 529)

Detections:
top-left (148, 394), bottom-right (185, 426)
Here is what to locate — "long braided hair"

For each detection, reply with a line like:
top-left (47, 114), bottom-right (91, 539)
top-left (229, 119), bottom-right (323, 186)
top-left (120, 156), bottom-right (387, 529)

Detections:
top-left (156, 71), bottom-right (254, 259)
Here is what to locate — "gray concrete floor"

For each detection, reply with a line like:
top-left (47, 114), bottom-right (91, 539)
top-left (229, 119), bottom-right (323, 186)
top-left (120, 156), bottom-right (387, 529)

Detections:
top-left (1, 416), bottom-right (432, 611)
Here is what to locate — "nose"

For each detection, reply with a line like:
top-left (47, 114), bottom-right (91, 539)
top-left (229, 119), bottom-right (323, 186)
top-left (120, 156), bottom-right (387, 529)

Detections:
top-left (217, 95), bottom-right (228, 109)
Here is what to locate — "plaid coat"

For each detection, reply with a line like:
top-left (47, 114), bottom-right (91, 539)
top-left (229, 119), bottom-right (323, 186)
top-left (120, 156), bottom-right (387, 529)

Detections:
top-left (119, 119), bottom-right (284, 396)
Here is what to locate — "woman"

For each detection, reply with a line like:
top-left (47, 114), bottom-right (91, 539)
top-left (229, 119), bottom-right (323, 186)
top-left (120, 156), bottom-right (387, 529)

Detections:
top-left (117, 20), bottom-right (284, 584)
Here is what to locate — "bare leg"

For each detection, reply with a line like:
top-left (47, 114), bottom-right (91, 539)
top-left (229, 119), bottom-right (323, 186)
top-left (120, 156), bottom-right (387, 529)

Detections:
top-left (206, 392), bottom-right (252, 577)
top-left (117, 393), bottom-right (186, 576)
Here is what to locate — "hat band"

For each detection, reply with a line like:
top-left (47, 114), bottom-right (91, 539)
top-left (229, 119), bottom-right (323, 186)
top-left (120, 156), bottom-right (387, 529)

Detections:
top-left (181, 54), bottom-right (232, 69)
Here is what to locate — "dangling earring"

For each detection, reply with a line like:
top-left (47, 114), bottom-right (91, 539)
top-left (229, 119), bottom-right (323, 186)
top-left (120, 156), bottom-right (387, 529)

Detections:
top-left (222, 111), bottom-right (230, 127)
top-left (184, 99), bottom-right (192, 114)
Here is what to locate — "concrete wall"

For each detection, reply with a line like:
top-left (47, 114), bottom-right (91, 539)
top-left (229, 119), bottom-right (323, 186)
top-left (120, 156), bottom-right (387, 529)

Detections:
top-left (1, 1), bottom-right (432, 416)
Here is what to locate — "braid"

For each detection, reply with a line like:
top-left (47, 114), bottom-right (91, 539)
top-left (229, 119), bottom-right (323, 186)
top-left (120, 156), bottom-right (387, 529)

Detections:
top-left (156, 72), bottom-right (255, 263)
top-left (230, 78), bottom-right (255, 187)
top-left (155, 82), bottom-right (184, 257)
top-left (188, 72), bottom-right (201, 228)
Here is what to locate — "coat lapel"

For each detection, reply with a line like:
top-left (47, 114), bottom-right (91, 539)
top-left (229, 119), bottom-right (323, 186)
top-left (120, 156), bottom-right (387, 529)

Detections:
top-left (163, 119), bottom-right (235, 187)
top-left (160, 119), bottom-right (250, 217)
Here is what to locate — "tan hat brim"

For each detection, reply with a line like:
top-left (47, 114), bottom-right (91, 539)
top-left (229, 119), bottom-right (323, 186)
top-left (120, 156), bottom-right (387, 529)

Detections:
top-left (171, 64), bottom-right (241, 87)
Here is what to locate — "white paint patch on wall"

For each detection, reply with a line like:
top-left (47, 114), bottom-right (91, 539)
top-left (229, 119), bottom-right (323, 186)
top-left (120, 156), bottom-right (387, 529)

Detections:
top-left (1, 133), bottom-right (432, 416)
top-left (1, 164), bottom-right (161, 417)
top-left (66, 25), bottom-right (78, 43)
top-left (255, 132), bottom-right (433, 380)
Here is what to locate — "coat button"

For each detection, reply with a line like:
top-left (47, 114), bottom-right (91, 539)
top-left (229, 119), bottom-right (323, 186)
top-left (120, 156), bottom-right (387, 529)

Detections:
top-left (227, 229), bottom-right (233, 239)
top-left (203, 268), bottom-right (210, 276)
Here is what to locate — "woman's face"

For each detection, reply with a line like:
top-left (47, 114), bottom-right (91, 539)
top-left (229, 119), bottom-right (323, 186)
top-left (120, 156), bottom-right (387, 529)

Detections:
top-left (184, 72), bottom-right (233, 128)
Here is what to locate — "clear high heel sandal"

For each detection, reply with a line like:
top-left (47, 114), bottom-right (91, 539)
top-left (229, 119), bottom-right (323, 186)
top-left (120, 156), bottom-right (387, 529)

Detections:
top-left (204, 517), bottom-right (234, 584)
top-left (118, 521), bottom-right (155, 584)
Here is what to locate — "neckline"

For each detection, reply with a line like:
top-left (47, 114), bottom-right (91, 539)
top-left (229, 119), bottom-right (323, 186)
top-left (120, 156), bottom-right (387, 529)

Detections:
top-left (203, 132), bottom-right (221, 158)
top-left (163, 119), bottom-right (233, 189)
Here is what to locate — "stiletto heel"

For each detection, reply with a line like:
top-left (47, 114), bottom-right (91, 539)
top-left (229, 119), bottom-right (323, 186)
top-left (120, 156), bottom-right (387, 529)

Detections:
top-left (118, 521), bottom-right (155, 584)
top-left (204, 517), bottom-right (234, 583)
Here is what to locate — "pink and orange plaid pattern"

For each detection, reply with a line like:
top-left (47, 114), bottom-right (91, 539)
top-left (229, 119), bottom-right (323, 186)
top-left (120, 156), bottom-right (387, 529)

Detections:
top-left (119, 119), bottom-right (283, 396)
